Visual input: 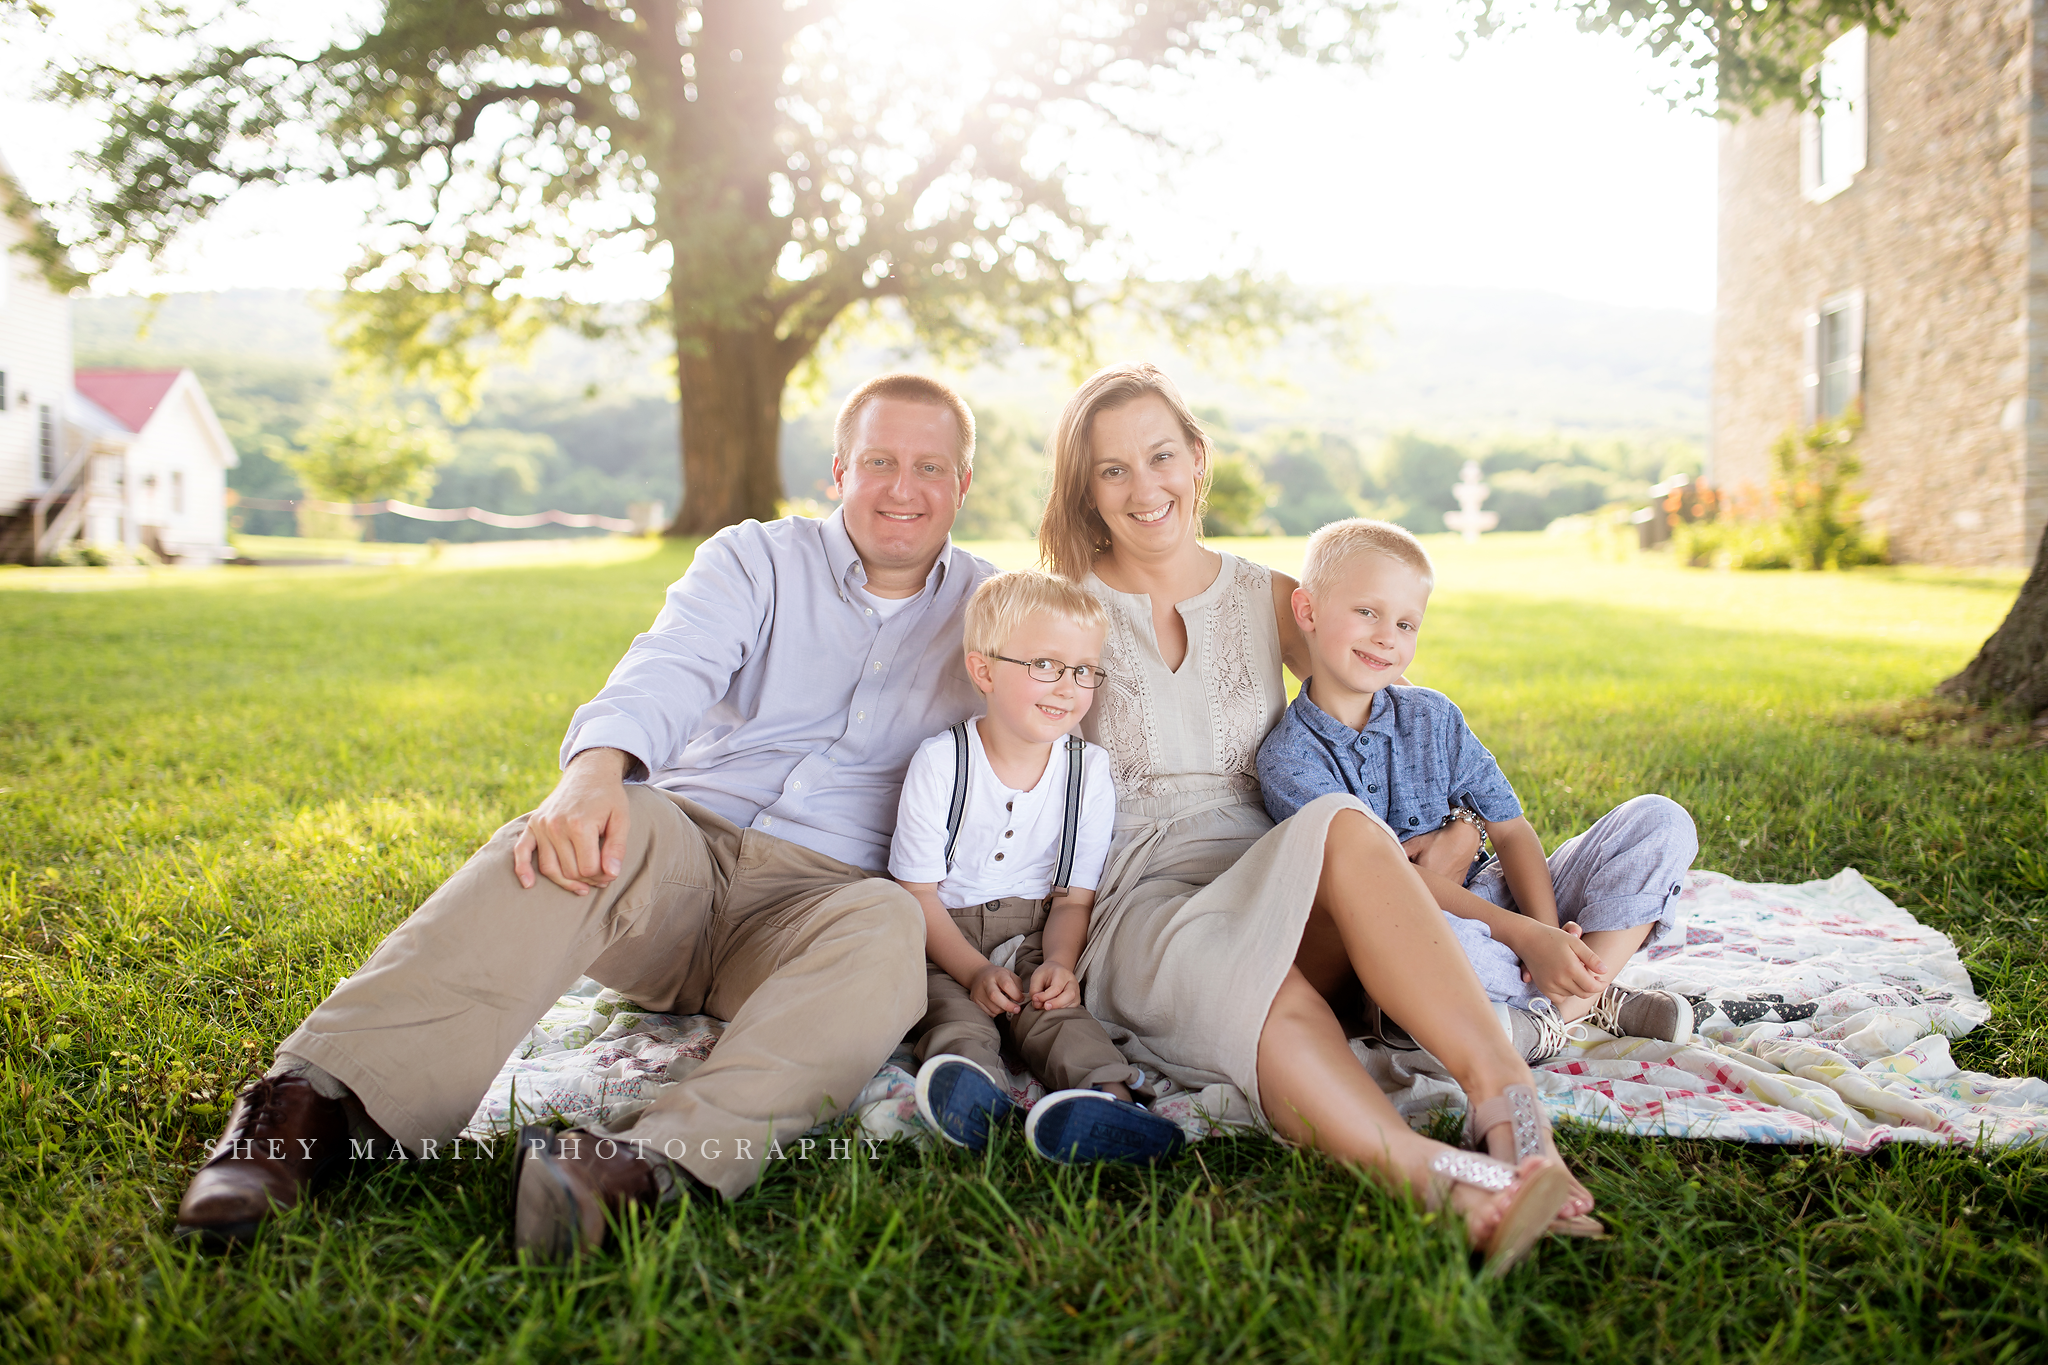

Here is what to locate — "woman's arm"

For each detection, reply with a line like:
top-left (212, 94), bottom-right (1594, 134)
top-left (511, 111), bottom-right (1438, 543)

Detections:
top-left (1270, 569), bottom-right (1314, 681)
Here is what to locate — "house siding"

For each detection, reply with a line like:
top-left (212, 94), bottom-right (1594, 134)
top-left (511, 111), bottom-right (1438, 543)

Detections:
top-left (1713, 0), bottom-right (2043, 566)
top-left (129, 380), bottom-right (231, 552)
top-left (0, 211), bottom-right (76, 512)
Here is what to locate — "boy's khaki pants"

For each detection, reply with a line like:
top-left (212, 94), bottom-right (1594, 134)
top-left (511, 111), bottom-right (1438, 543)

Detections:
top-left (276, 785), bottom-right (926, 1198)
top-left (915, 897), bottom-right (1140, 1093)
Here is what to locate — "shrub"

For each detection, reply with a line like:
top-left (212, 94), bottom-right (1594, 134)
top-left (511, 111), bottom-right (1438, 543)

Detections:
top-left (50, 540), bottom-right (158, 568)
top-left (1767, 411), bottom-right (1886, 569)
top-left (1672, 413), bottom-right (1885, 571)
top-left (1203, 455), bottom-right (1275, 536)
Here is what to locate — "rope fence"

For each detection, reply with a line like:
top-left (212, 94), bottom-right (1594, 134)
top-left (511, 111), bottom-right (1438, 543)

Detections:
top-left (228, 493), bottom-right (654, 535)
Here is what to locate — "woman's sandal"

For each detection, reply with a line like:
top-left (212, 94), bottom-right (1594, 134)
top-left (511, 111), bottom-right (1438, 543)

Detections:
top-left (1426, 1149), bottom-right (1577, 1277)
top-left (1464, 1083), bottom-right (1606, 1236)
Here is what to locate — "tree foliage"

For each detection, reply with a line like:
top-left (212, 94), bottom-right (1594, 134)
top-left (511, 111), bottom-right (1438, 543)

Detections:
top-left (33, 0), bottom-right (1894, 530)
top-left (276, 407), bottom-right (453, 505)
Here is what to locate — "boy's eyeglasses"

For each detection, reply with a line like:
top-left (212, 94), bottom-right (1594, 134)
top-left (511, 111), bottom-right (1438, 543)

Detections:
top-left (992, 654), bottom-right (1111, 689)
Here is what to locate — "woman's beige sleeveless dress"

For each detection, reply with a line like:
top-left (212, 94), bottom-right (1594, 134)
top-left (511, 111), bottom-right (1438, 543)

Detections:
top-left (1078, 551), bottom-right (1392, 1111)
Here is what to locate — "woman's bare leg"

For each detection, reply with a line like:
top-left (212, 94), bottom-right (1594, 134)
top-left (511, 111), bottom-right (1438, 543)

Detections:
top-left (1256, 967), bottom-right (1533, 1244)
top-left (1280, 809), bottom-right (1594, 1215)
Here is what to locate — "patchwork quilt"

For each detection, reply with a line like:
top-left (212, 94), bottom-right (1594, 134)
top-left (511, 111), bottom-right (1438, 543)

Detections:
top-left (464, 868), bottom-right (2048, 1151)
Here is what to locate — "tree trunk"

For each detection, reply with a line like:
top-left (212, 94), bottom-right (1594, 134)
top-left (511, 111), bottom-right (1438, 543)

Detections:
top-left (1936, 521), bottom-right (2048, 716)
top-left (668, 319), bottom-right (792, 535)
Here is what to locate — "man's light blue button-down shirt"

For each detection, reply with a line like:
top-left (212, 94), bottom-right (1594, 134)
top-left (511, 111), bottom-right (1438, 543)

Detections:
top-left (561, 508), bottom-right (995, 871)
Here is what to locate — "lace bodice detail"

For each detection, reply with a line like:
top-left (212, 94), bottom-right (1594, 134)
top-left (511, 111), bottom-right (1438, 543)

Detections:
top-left (1081, 553), bottom-right (1288, 812)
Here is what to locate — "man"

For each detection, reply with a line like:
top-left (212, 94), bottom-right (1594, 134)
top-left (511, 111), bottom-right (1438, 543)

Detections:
top-left (175, 374), bottom-right (995, 1258)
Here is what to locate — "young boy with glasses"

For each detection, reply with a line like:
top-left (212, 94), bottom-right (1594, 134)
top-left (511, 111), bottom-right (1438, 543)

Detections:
top-left (1256, 519), bottom-right (1698, 1063)
top-left (889, 571), bottom-right (1183, 1164)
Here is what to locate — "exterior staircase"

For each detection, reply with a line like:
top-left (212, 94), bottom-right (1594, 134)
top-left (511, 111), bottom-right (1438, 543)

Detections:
top-left (1, 435), bottom-right (95, 565)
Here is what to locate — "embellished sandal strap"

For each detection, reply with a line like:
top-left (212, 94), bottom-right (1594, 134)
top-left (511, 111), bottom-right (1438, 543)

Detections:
top-left (1462, 1084), bottom-right (1550, 1163)
top-left (1429, 1149), bottom-right (1520, 1193)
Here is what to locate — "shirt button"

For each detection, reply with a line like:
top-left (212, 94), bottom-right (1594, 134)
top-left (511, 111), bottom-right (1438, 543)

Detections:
top-left (1004, 830), bottom-right (1014, 838)
top-left (1006, 800), bottom-right (1014, 811)
top-left (792, 780), bottom-right (801, 789)
top-left (1367, 784), bottom-right (1378, 793)
top-left (761, 817), bottom-right (773, 828)
top-left (865, 608), bottom-right (873, 616)
top-left (994, 852), bottom-right (1004, 861)
top-left (857, 711), bottom-right (865, 721)
top-left (873, 662), bottom-right (883, 671)
top-left (1407, 816), bottom-right (1419, 827)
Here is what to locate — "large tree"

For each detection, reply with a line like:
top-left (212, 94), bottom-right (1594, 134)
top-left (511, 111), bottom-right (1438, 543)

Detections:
top-left (35, 0), bottom-right (1897, 533)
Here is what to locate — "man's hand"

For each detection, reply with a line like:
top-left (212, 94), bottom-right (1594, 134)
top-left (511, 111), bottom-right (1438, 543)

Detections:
top-left (1405, 819), bottom-right (1483, 880)
top-left (1508, 920), bottom-right (1609, 1003)
top-left (971, 964), bottom-right (1025, 1017)
top-left (513, 747), bottom-right (633, 895)
top-left (1029, 962), bottom-right (1080, 1013)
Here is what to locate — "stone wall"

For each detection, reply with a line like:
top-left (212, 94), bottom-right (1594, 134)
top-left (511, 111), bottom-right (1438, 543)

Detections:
top-left (1712, 0), bottom-right (2041, 565)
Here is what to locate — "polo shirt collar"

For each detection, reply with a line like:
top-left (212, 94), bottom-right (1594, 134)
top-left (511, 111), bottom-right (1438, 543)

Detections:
top-left (824, 505), bottom-right (956, 599)
top-left (1360, 687), bottom-right (1403, 737)
top-left (1294, 683), bottom-right (1398, 745)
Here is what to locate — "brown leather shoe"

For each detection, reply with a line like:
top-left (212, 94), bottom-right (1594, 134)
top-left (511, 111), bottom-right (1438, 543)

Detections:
top-left (174, 1075), bottom-right (364, 1247)
top-left (513, 1125), bottom-right (665, 1260)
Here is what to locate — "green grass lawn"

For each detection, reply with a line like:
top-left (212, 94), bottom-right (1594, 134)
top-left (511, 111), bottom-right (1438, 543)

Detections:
top-left (4, 533), bottom-right (2046, 1363)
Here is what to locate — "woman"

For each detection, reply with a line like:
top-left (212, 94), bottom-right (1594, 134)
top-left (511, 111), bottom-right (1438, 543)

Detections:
top-left (1041, 362), bottom-right (1601, 1271)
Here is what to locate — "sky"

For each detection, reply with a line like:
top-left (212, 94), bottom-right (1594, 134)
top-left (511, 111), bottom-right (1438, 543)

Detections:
top-left (0, 3), bottom-right (1720, 312)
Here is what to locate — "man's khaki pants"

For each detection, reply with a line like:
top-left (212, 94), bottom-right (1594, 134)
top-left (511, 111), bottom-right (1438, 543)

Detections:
top-left (277, 786), bottom-right (925, 1198)
top-left (914, 896), bottom-right (1139, 1093)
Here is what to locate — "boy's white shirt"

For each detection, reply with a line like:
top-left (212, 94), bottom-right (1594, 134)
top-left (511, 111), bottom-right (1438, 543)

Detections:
top-left (888, 718), bottom-right (1116, 910)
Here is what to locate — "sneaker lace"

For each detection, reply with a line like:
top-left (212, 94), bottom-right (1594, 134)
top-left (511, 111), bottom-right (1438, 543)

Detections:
top-left (1527, 1005), bottom-right (1586, 1061)
top-left (1584, 983), bottom-right (1631, 1034)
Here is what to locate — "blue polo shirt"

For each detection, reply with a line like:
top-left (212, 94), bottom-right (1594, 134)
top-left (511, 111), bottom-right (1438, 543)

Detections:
top-left (1255, 684), bottom-right (1523, 839)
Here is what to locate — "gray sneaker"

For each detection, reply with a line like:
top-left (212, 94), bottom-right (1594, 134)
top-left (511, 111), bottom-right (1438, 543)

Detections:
top-left (1494, 1003), bottom-right (1577, 1064)
top-left (1584, 983), bottom-right (1694, 1043)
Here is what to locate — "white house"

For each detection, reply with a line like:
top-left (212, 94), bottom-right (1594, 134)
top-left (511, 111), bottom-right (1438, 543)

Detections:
top-left (1, 147), bottom-right (236, 565)
top-left (73, 368), bottom-right (237, 560)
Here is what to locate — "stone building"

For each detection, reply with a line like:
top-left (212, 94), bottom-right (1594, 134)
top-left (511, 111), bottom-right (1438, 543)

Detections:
top-left (1713, 1), bottom-right (2047, 566)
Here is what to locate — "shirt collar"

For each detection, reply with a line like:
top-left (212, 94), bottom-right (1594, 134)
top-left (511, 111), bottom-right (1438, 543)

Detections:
top-left (823, 505), bottom-right (955, 601)
top-left (1360, 687), bottom-right (1403, 737)
top-left (1293, 683), bottom-right (1399, 744)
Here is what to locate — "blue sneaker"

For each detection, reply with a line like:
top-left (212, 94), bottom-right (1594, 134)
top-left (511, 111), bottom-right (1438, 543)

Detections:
top-left (1024, 1089), bottom-right (1186, 1165)
top-left (914, 1055), bottom-right (1018, 1151)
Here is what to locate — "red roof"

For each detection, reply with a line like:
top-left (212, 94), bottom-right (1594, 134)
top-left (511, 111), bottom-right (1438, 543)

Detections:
top-left (74, 368), bottom-right (185, 435)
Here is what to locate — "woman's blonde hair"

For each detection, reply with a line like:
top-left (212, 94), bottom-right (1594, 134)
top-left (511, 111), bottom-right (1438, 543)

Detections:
top-left (964, 570), bottom-right (1107, 659)
top-left (1037, 362), bottom-right (1210, 581)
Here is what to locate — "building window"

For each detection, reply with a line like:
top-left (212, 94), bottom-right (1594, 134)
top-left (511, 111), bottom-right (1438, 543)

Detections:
top-left (38, 404), bottom-right (54, 482)
top-left (1801, 27), bottom-right (1868, 202)
top-left (1804, 291), bottom-right (1865, 422)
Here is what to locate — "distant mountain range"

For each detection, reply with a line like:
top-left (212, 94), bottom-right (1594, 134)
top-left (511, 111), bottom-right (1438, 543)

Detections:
top-left (76, 285), bottom-right (1707, 443)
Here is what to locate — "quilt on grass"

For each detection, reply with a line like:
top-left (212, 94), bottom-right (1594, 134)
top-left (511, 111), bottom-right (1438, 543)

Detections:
top-left (464, 868), bottom-right (2048, 1151)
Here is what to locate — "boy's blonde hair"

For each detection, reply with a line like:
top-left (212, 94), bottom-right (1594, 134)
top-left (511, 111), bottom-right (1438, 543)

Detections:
top-left (964, 570), bottom-right (1106, 659)
top-left (1300, 518), bottom-right (1436, 599)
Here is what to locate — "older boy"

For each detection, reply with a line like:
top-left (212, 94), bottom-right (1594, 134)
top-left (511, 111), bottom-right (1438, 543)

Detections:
top-left (891, 571), bottom-right (1182, 1164)
top-left (1256, 519), bottom-right (1697, 1060)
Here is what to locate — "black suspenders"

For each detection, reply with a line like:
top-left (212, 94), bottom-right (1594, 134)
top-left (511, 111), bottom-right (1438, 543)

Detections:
top-left (942, 722), bottom-right (1087, 893)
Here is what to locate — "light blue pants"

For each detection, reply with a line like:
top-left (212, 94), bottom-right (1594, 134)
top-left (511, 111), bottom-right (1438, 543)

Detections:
top-left (1444, 794), bottom-right (1697, 1010)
